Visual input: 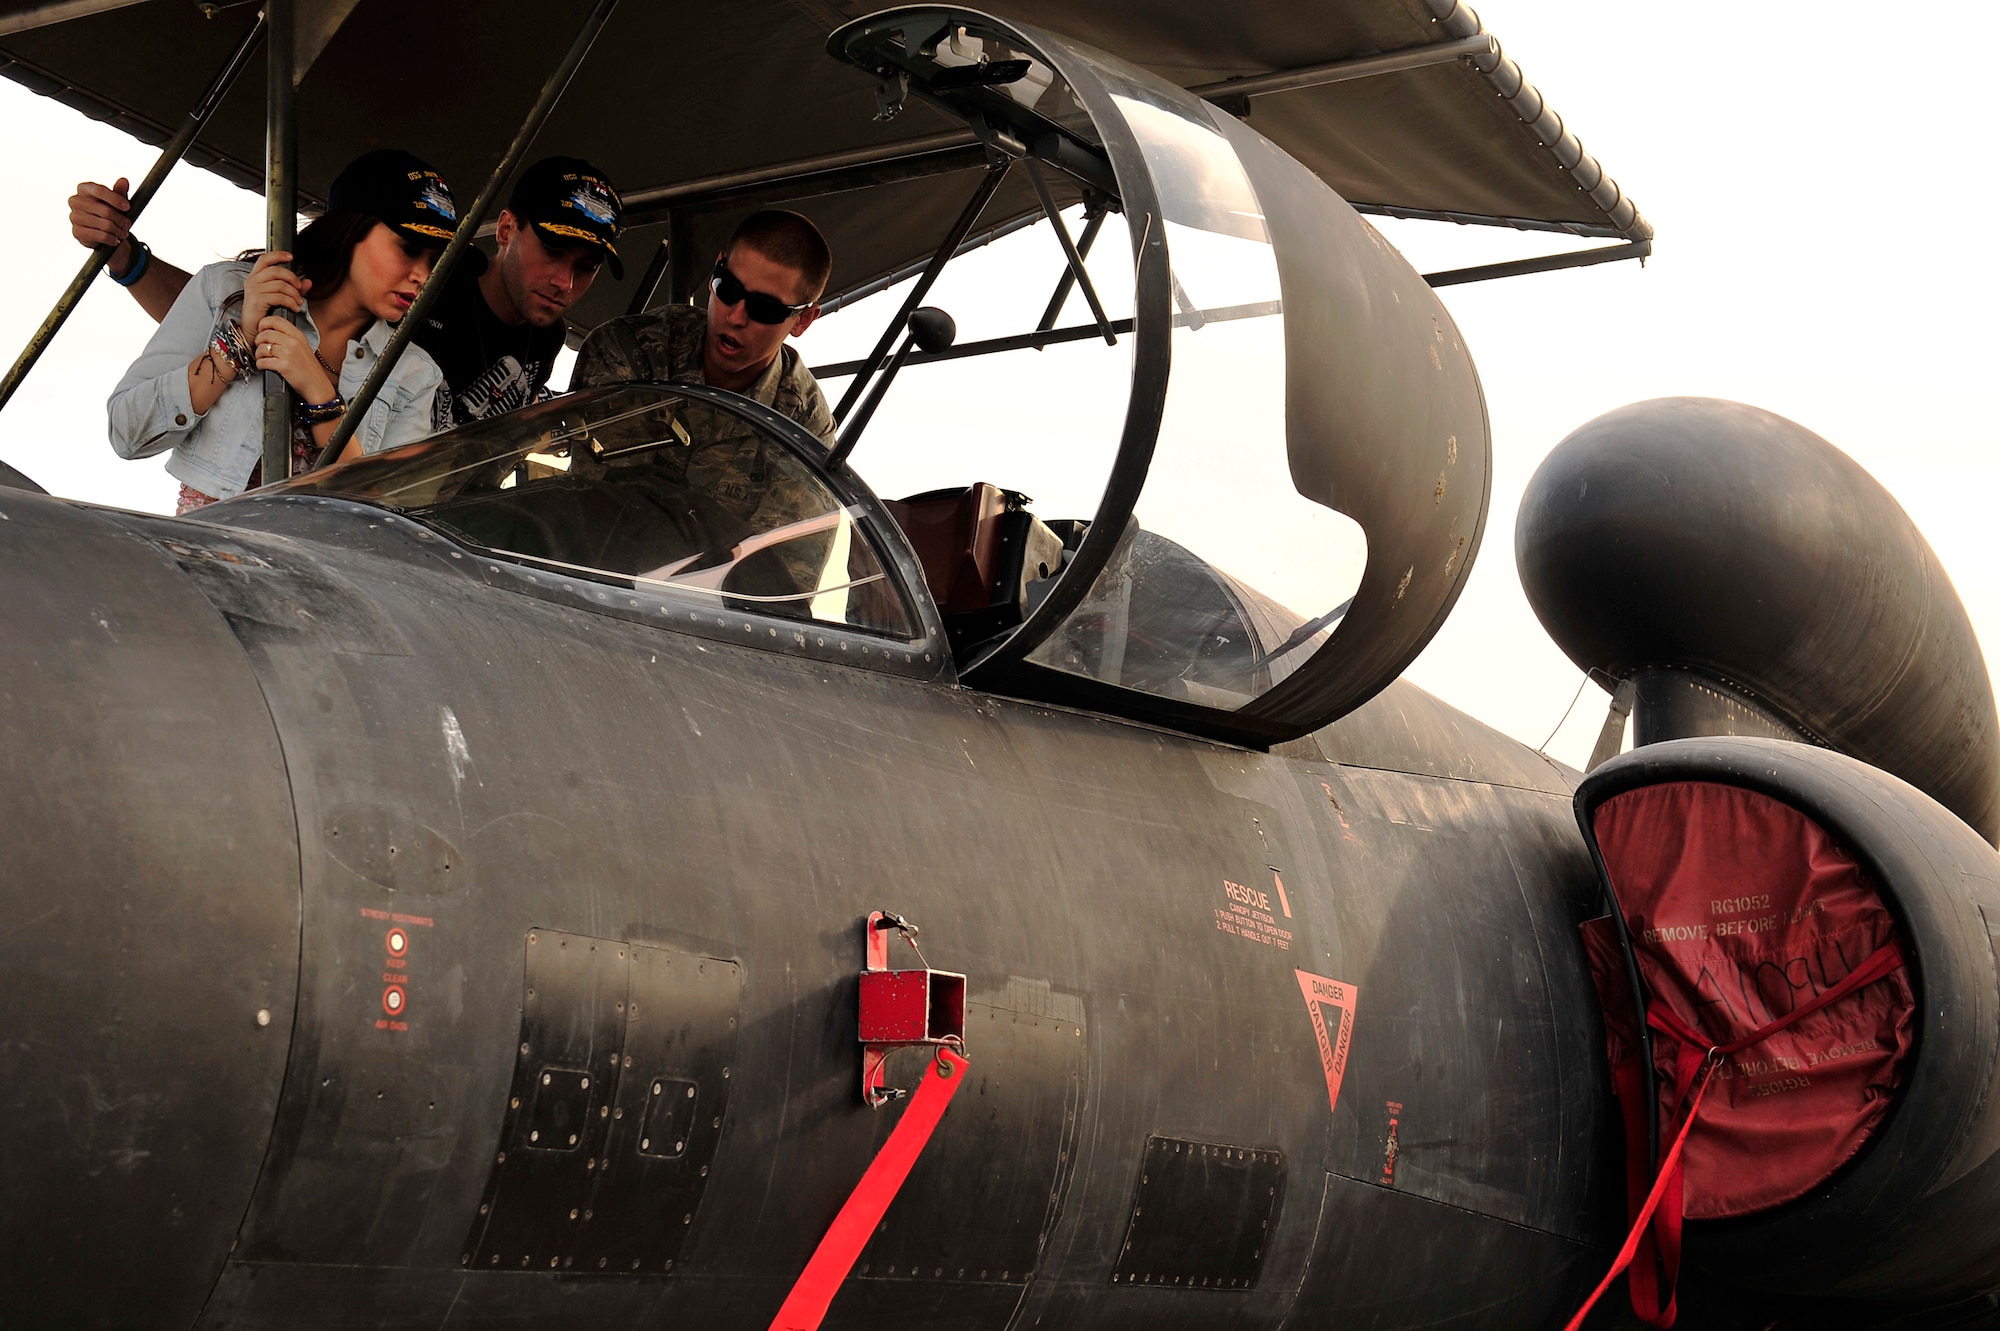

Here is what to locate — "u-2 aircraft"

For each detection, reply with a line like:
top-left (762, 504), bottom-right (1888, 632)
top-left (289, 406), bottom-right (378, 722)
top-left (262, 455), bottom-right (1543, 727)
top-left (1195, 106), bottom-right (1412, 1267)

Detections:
top-left (5, 2), bottom-right (2000, 1328)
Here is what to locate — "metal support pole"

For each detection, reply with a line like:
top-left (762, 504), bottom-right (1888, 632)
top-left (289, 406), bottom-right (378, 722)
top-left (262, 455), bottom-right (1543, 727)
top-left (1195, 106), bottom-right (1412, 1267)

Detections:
top-left (829, 334), bottom-right (917, 467)
top-left (829, 308), bottom-right (954, 467)
top-left (0, 0), bottom-right (151, 36)
top-left (0, 10), bottom-right (264, 418)
top-left (1024, 160), bottom-right (1112, 344)
top-left (666, 211), bottom-right (695, 305)
top-left (1187, 33), bottom-right (1495, 104)
top-left (818, 212), bottom-right (1040, 317)
top-left (1422, 238), bottom-right (1651, 288)
top-left (814, 314), bottom-right (1137, 379)
top-left (320, 0), bottom-right (621, 464)
top-left (832, 162), bottom-right (1008, 424)
top-left (625, 237), bottom-right (672, 316)
top-left (261, 0), bottom-right (297, 484)
top-left (1035, 209), bottom-right (1103, 334)
top-left (617, 131), bottom-right (976, 224)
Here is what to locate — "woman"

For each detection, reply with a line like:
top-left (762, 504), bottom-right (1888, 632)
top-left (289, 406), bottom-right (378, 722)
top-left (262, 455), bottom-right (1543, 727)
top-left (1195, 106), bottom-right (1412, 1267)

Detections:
top-left (108, 149), bottom-right (458, 514)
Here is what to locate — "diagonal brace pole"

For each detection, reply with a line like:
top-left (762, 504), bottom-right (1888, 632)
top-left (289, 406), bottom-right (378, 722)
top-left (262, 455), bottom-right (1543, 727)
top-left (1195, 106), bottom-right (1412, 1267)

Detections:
top-left (262, 0), bottom-right (298, 484)
top-left (832, 161), bottom-right (1009, 425)
top-left (624, 236), bottom-right (672, 316)
top-left (1035, 207), bottom-right (1104, 335)
top-left (318, 0), bottom-right (622, 465)
top-left (0, 9), bottom-right (265, 417)
top-left (1024, 158), bottom-right (1113, 345)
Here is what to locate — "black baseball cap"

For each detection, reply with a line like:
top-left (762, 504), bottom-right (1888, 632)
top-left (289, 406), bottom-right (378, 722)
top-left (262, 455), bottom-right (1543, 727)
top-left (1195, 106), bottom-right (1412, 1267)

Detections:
top-left (507, 156), bottom-right (624, 278)
top-left (327, 149), bottom-right (458, 248)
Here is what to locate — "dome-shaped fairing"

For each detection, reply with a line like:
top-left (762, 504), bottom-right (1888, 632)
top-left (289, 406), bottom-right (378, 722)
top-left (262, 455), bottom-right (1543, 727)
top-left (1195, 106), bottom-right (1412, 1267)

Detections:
top-left (1519, 398), bottom-right (2000, 843)
top-left (829, 9), bottom-right (1491, 744)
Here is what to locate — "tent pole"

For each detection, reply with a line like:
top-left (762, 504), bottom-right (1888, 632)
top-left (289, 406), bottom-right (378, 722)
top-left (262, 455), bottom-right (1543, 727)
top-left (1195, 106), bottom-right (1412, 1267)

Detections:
top-left (317, 0), bottom-right (622, 465)
top-left (0, 9), bottom-right (265, 418)
top-left (666, 210), bottom-right (695, 305)
top-left (1023, 161), bottom-right (1112, 344)
top-left (1422, 239), bottom-right (1652, 287)
top-left (625, 238), bottom-right (672, 316)
top-left (261, 0), bottom-right (297, 484)
top-left (1035, 209), bottom-right (1103, 334)
top-left (831, 161), bottom-right (1009, 425)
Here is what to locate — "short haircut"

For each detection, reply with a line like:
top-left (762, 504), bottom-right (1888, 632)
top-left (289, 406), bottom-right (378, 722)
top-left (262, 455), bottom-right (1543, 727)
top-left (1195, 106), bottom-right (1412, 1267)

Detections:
top-left (727, 209), bottom-right (832, 303)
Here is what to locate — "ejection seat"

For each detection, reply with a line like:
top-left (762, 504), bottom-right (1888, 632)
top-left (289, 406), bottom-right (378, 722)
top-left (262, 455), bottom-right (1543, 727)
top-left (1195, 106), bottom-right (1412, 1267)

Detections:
top-left (881, 482), bottom-right (1069, 658)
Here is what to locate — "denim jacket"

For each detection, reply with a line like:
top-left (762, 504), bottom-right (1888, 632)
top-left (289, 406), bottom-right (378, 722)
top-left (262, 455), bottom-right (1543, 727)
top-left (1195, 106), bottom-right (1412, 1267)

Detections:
top-left (107, 260), bottom-right (442, 500)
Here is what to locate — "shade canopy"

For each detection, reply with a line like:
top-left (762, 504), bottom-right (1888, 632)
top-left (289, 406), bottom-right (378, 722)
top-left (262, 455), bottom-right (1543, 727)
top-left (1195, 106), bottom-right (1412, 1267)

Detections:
top-left (0, 0), bottom-right (1648, 338)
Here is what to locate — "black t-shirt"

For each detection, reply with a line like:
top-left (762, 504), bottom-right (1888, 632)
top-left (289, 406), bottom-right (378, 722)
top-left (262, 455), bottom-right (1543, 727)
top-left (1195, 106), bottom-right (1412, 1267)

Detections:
top-left (410, 262), bottom-right (566, 430)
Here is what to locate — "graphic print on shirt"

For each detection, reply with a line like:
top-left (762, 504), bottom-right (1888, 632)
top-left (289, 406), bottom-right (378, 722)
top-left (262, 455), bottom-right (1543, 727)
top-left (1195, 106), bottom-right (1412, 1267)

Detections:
top-left (442, 355), bottom-right (546, 429)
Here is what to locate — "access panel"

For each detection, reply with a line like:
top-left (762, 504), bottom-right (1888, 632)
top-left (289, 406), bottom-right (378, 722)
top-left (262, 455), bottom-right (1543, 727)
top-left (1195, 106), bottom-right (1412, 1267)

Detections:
top-left (464, 931), bottom-right (742, 1274)
top-left (854, 996), bottom-right (1086, 1285)
top-left (1111, 1136), bottom-right (1286, 1290)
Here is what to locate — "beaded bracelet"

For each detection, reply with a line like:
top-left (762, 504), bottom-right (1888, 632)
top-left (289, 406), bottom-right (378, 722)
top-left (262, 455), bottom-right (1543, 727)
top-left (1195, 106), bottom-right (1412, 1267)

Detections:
top-left (109, 238), bottom-right (151, 288)
top-left (210, 320), bottom-right (256, 378)
top-left (295, 394), bottom-right (348, 426)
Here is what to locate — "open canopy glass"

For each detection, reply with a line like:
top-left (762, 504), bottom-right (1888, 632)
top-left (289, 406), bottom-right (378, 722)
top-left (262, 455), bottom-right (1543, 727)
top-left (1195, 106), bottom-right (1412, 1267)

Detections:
top-left (828, 8), bottom-right (1492, 744)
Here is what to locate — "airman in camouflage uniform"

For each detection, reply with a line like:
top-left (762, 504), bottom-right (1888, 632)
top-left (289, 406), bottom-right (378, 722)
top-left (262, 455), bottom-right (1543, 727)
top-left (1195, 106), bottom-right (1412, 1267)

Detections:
top-left (571, 211), bottom-right (840, 597)
top-left (571, 303), bottom-right (833, 443)
top-left (574, 302), bottom-right (831, 557)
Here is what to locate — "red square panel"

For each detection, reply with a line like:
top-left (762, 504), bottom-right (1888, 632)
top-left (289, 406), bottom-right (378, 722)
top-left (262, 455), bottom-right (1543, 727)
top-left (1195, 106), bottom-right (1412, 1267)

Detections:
top-left (859, 970), bottom-right (933, 1043)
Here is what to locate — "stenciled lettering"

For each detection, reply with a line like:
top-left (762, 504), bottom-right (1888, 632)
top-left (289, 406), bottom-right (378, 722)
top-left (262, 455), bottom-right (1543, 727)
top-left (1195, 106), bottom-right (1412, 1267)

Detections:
top-left (1640, 922), bottom-right (1710, 944)
top-left (1747, 1075), bottom-right (1811, 1097)
top-left (1807, 1039), bottom-right (1880, 1067)
top-left (1223, 879), bottom-right (1271, 912)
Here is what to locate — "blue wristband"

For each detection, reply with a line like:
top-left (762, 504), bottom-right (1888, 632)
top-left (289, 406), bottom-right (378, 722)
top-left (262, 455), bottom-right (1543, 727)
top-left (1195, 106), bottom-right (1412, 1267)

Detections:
top-left (109, 238), bottom-right (151, 288)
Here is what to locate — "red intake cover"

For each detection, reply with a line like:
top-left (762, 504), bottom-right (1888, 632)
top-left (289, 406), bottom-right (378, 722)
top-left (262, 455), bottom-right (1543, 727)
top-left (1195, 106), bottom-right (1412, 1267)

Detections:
top-left (1582, 780), bottom-right (1915, 1217)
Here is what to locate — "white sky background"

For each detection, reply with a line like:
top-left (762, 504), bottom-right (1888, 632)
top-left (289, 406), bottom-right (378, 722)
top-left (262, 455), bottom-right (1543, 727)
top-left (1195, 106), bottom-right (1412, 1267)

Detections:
top-left (2, 2), bottom-right (1994, 770)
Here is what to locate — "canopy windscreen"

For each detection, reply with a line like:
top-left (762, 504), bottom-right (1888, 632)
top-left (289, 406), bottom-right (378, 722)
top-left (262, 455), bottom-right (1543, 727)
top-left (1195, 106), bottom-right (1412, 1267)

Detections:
top-left (0, 0), bottom-right (1647, 338)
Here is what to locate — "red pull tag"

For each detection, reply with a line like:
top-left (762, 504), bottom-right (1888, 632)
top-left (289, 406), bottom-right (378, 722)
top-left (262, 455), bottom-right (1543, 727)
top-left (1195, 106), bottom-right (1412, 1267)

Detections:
top-left (768, 1048), bottom-right (969, 1331)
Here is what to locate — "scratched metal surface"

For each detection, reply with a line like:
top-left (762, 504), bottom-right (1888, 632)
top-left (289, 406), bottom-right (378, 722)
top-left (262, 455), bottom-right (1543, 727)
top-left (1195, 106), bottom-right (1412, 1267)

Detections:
top-left (0, 484), bottom-right (1630, 1329)
top-left (0, 493), bottom-right (300, 1330)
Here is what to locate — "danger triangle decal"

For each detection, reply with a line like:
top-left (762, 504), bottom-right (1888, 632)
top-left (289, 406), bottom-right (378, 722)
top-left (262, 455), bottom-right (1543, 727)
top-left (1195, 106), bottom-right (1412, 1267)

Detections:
top-left (1295, 969), bottom-right (1359, 1115)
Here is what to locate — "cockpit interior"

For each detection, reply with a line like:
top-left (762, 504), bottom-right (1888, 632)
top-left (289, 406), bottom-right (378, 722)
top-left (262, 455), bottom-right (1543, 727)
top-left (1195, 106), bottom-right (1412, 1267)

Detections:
top-left (272, 380), bottom-right (1322, 711)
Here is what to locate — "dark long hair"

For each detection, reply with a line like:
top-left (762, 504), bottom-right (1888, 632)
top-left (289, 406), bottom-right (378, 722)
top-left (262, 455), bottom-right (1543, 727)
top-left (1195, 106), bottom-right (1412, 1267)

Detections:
top-left (238, 210), bottom-right (380, 299)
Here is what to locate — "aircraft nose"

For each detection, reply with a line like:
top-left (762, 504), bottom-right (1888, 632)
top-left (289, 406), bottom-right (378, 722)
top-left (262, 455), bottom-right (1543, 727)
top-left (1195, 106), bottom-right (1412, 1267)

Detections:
top-left (0, 489), bottom-right (301, 1328)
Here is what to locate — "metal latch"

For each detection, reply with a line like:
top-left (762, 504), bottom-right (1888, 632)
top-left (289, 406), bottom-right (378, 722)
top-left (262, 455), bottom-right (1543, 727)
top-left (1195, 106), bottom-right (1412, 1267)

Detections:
top-left (858, 911), bottom-right (966, 1107)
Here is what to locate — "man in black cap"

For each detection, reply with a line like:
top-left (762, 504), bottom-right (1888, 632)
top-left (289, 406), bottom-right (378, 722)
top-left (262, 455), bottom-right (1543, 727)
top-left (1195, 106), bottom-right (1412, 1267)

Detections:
top-left (71, 154), bottom-right (624, 428)
top-left (413, 156), bottom-right (623, 427)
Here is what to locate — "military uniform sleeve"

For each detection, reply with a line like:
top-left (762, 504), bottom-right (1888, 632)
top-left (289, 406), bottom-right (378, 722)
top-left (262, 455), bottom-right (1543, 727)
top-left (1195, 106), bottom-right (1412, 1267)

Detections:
top-left (794, 373), bottom-right (835, 445)
top-left (768, 344), bottom-right (835, 444)
top-left (571, 316), bottom-right (653, 388)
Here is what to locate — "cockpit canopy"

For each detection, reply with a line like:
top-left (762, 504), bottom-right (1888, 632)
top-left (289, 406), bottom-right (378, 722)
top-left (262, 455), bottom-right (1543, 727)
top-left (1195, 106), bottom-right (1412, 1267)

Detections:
top-left (822, 9), bottom-right (1491, 742)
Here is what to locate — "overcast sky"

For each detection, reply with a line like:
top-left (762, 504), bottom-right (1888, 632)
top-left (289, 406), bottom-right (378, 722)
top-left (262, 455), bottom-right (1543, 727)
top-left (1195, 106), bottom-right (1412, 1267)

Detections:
top-left (2, 1), bottom-right (1993, 770)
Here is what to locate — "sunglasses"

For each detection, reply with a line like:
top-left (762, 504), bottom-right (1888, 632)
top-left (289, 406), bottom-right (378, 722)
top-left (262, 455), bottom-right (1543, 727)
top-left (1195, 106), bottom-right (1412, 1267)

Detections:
top-left (710, 259), bottom-right (812, 325)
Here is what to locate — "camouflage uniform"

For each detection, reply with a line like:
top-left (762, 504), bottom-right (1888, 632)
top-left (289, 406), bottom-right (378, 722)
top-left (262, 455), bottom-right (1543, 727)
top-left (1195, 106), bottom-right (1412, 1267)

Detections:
top-left (573, 304), bottom-right (840, 597)
top-left (571, 304), bottom-right (834, 443)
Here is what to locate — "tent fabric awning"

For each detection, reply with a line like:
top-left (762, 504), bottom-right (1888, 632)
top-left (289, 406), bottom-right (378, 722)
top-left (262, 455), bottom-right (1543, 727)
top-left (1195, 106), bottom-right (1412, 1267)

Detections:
top-left (0, 0), bottom-right (1649, 333)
